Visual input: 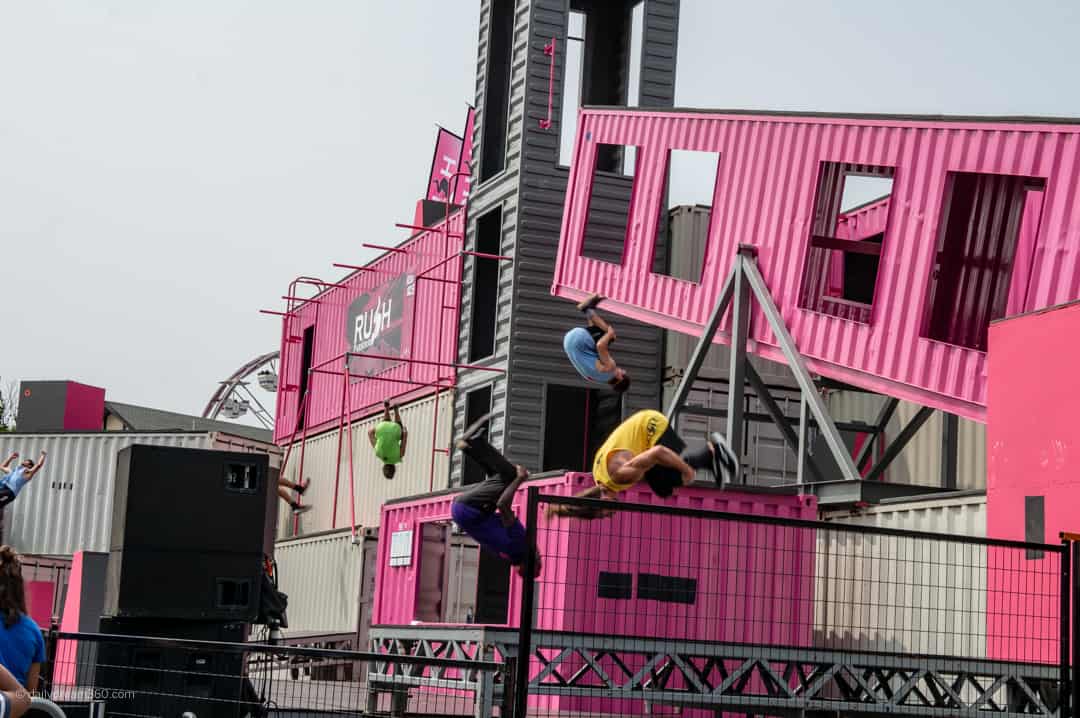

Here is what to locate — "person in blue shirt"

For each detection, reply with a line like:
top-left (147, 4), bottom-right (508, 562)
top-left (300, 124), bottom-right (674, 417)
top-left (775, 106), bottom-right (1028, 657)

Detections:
top-left (0, 453), bottom-right (45, 509)
top-left (0, 546), bottom-right (45, 694)
top-left (562, 294), bottom-right (630, 394)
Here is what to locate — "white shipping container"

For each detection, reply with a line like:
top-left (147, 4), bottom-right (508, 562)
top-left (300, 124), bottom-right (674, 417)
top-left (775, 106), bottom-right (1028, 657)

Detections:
top-left (0, 432), bottom-right (281, 556)
top-left (817, 493), bottom-right (987, 661)
top-left (274, 528), bottom-right (366, 636)
top-left (278, 391), bottom-right (452, 535)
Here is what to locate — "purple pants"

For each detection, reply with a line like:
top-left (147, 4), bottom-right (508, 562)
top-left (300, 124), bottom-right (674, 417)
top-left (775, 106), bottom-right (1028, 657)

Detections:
top-left (451, 501), bottom-right (527, 565)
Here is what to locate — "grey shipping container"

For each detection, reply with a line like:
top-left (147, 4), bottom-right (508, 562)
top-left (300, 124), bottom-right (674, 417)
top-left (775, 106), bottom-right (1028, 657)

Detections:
top-left (0, 432), bottom-right (280, 556)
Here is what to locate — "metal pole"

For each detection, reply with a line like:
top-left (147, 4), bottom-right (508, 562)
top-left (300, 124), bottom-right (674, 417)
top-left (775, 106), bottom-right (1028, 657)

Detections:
top-left (1062, 538), bottom-right (1073, 718)
top-left (726, 254), bottom-right (751, 464)
top-left (1071, 539), bottom-right (1079, 718)
top-left (344, 351), bottom-right (505, 374)
top-left (854, 396), bottom-right (899, 472)
top-left (294, 388), bottom-right (312, 536)
top-left (345, 363), bottom-right (357, 538)
top-left (665, 267), bottom-right (736, 422)
top-left (746, 364), bottom-right (826, 484)
top-left (796, 397), bottom-right (809, 489)
top-left (513, 487), bottom-right (541, 718)
top-left (331, 368), bottom-right (347, 530)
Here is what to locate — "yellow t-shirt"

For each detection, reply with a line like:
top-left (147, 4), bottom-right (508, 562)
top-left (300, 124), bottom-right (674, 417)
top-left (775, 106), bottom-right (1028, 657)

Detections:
top-left (592, 409), bottom-right (669, 493)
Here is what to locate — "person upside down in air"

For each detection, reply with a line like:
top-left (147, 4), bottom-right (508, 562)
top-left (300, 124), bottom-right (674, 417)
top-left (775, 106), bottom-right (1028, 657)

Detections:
top-left (546, 409), bottom-right (739, 519)
top-left (0, 452), bottom-right (45, 509)
top-left (451, 414), bottom-right (541, 577)
top-left (563, 293), bottom-right (630, 394)
top-left (369, 401), bottom-right (407, 479)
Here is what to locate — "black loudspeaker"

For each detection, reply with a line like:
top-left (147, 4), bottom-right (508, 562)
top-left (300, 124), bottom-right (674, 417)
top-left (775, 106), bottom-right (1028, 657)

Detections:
top-left (106, 445), bottom-right (271, 621)
top-left (95, 617), bottom-right (254, 718)
top-left (111, 445), bottom-right (270, 555)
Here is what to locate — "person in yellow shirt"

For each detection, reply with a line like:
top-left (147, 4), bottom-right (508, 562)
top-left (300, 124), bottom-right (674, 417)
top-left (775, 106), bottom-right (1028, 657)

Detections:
top-left (548, 409), bottom-right (738, 519)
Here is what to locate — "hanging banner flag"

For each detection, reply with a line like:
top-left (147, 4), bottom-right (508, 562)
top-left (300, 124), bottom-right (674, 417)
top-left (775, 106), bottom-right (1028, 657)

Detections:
top-left (426, 127), bottom-right (464, 203)
top-left (453, 105), bottom-right (476, 205)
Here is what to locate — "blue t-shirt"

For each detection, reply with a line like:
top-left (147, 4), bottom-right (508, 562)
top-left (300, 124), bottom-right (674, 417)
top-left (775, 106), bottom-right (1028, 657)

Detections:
top-left (1, 467), bottom-right (30, 497)
top-left (563, 327), bottom-right (614, 383)
top-left (0, 614), bottom-right (45, 687)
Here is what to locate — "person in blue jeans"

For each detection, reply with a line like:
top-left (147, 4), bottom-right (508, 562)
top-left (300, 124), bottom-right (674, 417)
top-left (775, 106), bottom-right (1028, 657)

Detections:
top-left (451, 415), bottom-right (541, 578)
top-left (0, 546), bottom-right (45, 694)
top-left (0, 453), bottom-right (45, 508)
top-left (562, 294), bottom-right (630, 394)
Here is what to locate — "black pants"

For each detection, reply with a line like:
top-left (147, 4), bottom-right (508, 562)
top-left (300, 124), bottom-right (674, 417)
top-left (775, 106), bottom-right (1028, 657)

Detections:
top-left (0, 487), bottom-right (16, 508)
top-left (641, 426), bottom-right (713, 498)
top-left (461, 436), bottom-right (517, 482)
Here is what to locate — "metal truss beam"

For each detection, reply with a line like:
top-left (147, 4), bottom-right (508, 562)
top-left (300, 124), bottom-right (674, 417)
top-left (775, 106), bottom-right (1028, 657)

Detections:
top-left (864, 405), bottom-right (935, 482)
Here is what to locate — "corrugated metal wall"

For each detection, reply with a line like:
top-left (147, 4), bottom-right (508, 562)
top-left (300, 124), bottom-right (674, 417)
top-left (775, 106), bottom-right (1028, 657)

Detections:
top-left (278, 392), bottom-right (452, 536)
top-left (274, 528), bottom-right (364, 635)
top-left (551, 108), bottom-right (1080, 421)
top-left (817, 493), bottom-right (987, 660)
top-left (0, 432), bottom-right (279, 555)
top-left (451, 0), bottom-right (679, 481)
top-left (274, 211), bottom-right (465, 443)
top-left (827, 390), bottom-right (986, 490)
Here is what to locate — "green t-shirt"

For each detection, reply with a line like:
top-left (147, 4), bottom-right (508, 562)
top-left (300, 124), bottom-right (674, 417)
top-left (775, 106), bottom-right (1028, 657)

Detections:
top-left (374, 421), bottom-right (403, 464)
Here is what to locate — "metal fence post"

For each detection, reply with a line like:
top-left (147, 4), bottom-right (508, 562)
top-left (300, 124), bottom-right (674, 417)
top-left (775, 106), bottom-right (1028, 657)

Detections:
top-left (1062, 537), bottom-right (1073, 718)
top-left (1072, 539), bottom-right (1080, 718)
top-left (513, 487), bottom-right (540, 718)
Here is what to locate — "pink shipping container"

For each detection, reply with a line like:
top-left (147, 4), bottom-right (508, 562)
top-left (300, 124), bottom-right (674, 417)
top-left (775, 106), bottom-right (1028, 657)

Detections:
top-left (552, 108), bottom-right (1080, 422)
top-left (374, 472), bottom-right (818, 715)
top-left (274, 211), bottom-right (465, 442)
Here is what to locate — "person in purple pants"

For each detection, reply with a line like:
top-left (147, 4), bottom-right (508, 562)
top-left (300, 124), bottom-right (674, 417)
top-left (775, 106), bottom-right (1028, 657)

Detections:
top-left (450, 414), bottom-right (541, 578)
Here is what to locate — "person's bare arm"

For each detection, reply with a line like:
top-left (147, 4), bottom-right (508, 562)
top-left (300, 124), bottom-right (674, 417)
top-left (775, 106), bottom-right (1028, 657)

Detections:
top-left (609, 445), bottom-right (694, 487)
top-left (25, 452), bottom-right (46, 479)
top-left (0, 454), bottom-right (16, 474)
top-left (595, 329), bottom-right (618, 372)
top-left (399, 424), bottom-right (408, 458)
top-left (545, 485), bottom-right (616, 520)
top-left (367, 427), bottom-right (377, 447)
top-left (25, 664), bottom-right (39, 693)
top-left (496, 468), bottom-right (528, 526)
top-left (0, 661), bottom-right (30, 718)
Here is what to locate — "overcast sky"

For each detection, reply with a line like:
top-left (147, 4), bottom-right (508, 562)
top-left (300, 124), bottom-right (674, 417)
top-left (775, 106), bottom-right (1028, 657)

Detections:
top-left (3, 1), bottom-right (1079, 427)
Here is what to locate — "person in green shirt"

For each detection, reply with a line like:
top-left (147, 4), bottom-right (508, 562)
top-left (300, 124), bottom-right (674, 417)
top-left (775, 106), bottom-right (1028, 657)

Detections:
top-left (369, 401), bottom-right (408, 479)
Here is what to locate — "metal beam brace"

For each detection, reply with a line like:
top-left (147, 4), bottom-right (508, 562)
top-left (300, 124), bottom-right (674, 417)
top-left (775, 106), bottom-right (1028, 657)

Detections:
top-left (739, 249), bottom-right (863, 482)
top-left (726, 258), bottom-right (752, 466)
top-left (863, 406), bottom-right (935, 482)
top-left (665, 269), bottom-right (735, 422)
top-left (745, 364), bottom-right (827, 484)
top-left (941, 412), bottom-right (959, 490)
top-left (855, 396), bottom-right (900, 472)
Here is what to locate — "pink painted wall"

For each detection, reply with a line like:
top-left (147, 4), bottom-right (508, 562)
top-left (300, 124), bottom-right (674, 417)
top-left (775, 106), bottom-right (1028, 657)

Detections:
top-left (274, 212), bottom-right (465, 442)
top-left (552, 109), bottom-right (1080, 422)
top-left (375, 473), bottom-right (817, 715)
top-left (54, 551), bottom-right (87, 686)
top-left (986, 301), bottom-right (1080, 665)
top-left (62, 382), bottom-right (105, 431)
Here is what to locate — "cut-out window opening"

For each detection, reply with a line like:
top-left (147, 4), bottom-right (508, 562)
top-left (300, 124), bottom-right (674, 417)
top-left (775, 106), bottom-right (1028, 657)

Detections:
top-left (597, 571), bottom-right (633, 599)
top-left (558, 2), bottom-right (642, 169)
top-left (579, 142), bottom-right (637, 264)
top-left (653, 149), bottom-right (721, 284)
top-left (799, 163), bottom-right (895, 323)
top-left (479, 0), bottom-right (513, 182)
top-left (542, 384), bottom-right (622, 472)
top-left (469, 208), bottom-right (501, 361)
top-left (462, 385), bottom-right (493, 486)
top-left (637, 573), bottom-right (697, 604)
top-left (296, 325), bottom-right (315, 429)
top-left (924, 172), bottom-right (1046, 352)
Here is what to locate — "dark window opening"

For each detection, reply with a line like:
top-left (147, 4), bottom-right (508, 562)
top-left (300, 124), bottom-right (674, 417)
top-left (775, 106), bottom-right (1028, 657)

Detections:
top-left (469, 209), bottom-right (501, 361)
top-left (223, 462), bottom-right (259, 493)
top-left (637, 573), bottom-right (697, 604)
top-left (480, 0), bottom-right (513, 182)
top-left (1025, 496), bottom-right (1045, 560)
top-left (462, 386), bottom-right (493, 486)
top-left (542, 384), bottom-right (622, 472)
top-left (653, 150), bottom-right (721, 284)
top-left (414, 523), bottom-right (447, 622)
top-left (924, 172), bottom-right (1046, 351)
top-left (297, 325), bottom-right (315, 429)
top-left (474, 550), bottom-right (511, 623)
top-left (799, 164), bottom-right (895, 323)
top-left (580, 143), bottom-right (636, 264)
top-left (598, 571), bottom-right (633, 599)
top-left (215, 579), bottom-right (252, 609)
top-left (559, 2), bottom-right (640, 168)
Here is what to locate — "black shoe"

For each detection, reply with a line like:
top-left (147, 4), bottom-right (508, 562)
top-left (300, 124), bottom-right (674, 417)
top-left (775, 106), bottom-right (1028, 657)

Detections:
top-left (292, 504), bottom-right (312, 515)
top-left (295, 479), bottom-right (309, 496)
top-left (576, 293), bottom-right (603, 313)
top-left (456, 412), bottom-right (492, 450)
top-left (709, 432), bottom-right (739, 486)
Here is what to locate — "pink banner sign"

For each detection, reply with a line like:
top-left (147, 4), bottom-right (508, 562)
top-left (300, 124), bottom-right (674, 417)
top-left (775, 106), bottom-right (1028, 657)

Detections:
top-left (453, 106), bottom-right (476, 205)
top-left (427, 128), bottom-right (464, 202)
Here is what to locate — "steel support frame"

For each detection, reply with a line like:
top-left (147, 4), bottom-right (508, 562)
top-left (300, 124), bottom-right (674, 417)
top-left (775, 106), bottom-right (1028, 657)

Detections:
top-left (855, 396), bottom-right (900, 472)
top-left (666, 246), bottom-right (862, 483)
top-left (863, 405), bottom-right (935, 483)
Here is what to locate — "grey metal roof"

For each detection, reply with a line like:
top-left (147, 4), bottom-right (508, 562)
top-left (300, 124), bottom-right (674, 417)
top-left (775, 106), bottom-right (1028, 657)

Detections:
top-left (104, 401), bottom-right (272, 443)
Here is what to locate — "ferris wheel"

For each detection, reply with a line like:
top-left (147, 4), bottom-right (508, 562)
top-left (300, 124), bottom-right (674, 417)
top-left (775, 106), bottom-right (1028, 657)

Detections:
top-left (202, 351), bottom-right (280, 429)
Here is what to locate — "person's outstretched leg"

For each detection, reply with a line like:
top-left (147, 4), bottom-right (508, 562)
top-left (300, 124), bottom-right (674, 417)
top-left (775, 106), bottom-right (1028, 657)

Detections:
top-left (457, 413), bottom-right (516, 481)
top-left (681, 433), bottom-right (739, 486)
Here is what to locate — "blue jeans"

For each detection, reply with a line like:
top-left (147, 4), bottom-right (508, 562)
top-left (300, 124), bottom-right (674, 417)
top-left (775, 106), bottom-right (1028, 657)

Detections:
top-left (451, 501), bottom-right (527, 565)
